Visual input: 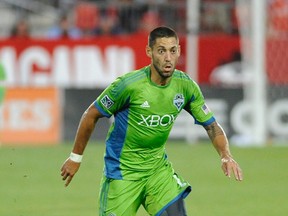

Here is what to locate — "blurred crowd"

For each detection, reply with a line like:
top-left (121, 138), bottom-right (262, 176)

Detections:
top-left (5, 0), bottom-right (241, 40)
top-left (6, 0), bottom-right (185, 40)
top-left (5, 0), bottom-right (288, 40)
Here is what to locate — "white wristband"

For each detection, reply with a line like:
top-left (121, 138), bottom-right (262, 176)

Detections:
top-left (69, 152), bottom-right (83, 163)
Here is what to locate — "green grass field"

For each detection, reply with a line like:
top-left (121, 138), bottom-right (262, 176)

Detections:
top-left (1, 142), bottom-right (287, 216)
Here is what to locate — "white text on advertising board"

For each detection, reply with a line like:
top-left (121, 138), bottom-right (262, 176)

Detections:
top-left (0, 45), bottom-right (135, 88)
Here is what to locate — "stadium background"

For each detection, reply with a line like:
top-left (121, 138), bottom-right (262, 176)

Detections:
top-left (1, 0), bottom-right (287, 145)
top-left (0, 0), bottom-right (288, 215)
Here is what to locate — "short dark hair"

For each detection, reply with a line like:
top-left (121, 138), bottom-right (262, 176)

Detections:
top-left (148, 26), bottom-right (178, 48)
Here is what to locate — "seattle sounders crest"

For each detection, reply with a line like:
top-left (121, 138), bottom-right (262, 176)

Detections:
top-left (173, 94), bottom-right (184, 111)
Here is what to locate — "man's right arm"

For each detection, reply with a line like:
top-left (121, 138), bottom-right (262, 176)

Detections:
top-left (60, 103), bottom-right (103, 186)
top-left (71, 104), bottom-right (103, 155)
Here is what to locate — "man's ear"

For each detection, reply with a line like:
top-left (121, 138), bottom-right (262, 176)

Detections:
top-left (146, 45), bottom-right (152, 58)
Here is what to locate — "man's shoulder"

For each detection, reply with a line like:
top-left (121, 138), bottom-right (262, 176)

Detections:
top-left (173, 69), bottom-right (195, 83)
top-left (119, 66), bottom-right (148, 84)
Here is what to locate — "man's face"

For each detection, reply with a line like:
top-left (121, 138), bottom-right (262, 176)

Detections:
top-left (147, 37), bottom-right (180, 79)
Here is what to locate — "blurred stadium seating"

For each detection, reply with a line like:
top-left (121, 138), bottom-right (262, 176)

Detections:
top-left (0, 0), bottom-right (237, 38)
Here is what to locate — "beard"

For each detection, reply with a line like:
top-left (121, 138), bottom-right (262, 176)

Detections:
top-left (153, 62), bottom-right (175, 79)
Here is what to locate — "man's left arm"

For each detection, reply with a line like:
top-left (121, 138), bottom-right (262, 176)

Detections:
top-left (204, 121), bottom-right (243, 181)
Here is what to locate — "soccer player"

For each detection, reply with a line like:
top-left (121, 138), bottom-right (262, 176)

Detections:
top-left (61, 26), bottom-right (243, 216)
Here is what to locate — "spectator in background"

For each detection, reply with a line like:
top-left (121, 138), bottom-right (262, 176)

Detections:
top-left (118, 0), bottom-right (145, 33)
top-left (47, 14), bottom-right (82, 39)
top-left (93, 6), bottom-right (122, 35)
top-left (200, 0), bottom-right (232, 34)
top-left (10, 19), bottom-right (30, 39)
top-left (74, 2), bottom-right (100, 38)
top-left (268, 0), bottom-right (288, 38)
top-left (135, 11), bottom-right (162, 35)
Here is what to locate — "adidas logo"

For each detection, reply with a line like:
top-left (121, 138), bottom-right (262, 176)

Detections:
top-left (140, 101), bottom-right (150, 108)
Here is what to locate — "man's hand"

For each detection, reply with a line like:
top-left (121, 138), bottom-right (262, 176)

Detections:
top-left (60, 159), bottom-right (81, 187)
top-left (221, 157), bottom-right (243, 181)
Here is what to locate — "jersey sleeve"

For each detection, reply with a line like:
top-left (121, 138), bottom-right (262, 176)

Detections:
top-left (94, 77), bottom-right (129, 117)
top-left (185, 80), bottom-right (215, 126)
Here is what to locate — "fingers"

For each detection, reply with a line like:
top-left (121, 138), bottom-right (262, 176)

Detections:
top-left (60, 159), bottom-right (80, 187)
top-left (61, 167), bottom-right (74, 187)
top-left (221, 158), bottom-right (243, 181)
top-left (234, 166), bottom-right (243, 181)
top-left (65, 175), bottom-right (73, 187)
top-left (230, 163), bottom-right (243, 181)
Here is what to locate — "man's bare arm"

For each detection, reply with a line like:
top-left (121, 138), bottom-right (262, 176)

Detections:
top-left (71, 104), bottom-right (103, 155)
top-left (204, 121), bottom-right (243, 181)
top-left (60, 104), bottom-right (103, 186)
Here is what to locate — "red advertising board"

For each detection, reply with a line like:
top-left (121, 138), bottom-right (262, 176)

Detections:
top-left (0, 35), bottom-right (287, 87)
top-left (0, 36), bottom-right (151, 88)
top-left (198, 35), bottom-right (240, 84)
top-left (0, 35), bottom-right (243, 87)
